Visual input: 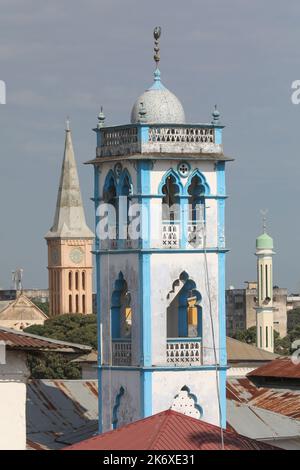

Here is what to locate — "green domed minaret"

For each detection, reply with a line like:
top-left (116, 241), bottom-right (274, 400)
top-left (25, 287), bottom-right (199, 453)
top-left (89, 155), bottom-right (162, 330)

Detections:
top-left (255, 215), bottom-right (275, 353)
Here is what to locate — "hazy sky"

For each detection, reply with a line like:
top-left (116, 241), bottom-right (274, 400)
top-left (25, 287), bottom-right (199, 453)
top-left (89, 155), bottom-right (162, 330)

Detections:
top-left (0, 0), bottom-right (300, 292)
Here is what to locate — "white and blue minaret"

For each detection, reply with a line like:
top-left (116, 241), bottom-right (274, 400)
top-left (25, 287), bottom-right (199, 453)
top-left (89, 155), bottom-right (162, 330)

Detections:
top-left (89, 28), bottom-right (230, 432)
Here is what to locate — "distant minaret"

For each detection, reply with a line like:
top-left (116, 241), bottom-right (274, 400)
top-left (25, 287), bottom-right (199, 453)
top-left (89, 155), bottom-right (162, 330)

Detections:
top-left (255, 214), bottom-right (274, 352)
top-left (45, 121), bottom-right (94, 316)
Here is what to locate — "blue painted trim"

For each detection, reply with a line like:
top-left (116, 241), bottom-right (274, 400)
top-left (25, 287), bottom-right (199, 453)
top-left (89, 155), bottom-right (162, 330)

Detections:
top-left (217, 158), bottom-right (227, 430)
top-left (95, 248), bottom-right (229, 255)
top-left (219, 369), bottom-right (227, 429)
top-left (129, 194), bottom-right (227, 200)
top-left (99, 365), bottom-right (228, 371)
top-left (216, 162), bottom-right (225, 249)
top-left (94, 165), bottom-right (102, 434)
top-left (140, 125), bottom-right (149, 143)
top-left (218, 253), bottom-right (227, 368)
top-left (214, 128), bottom-right (223, 145)
top-left (141, 370), bottom-right (152, 418)
top-left (137, 161), bottom-right (152, 417)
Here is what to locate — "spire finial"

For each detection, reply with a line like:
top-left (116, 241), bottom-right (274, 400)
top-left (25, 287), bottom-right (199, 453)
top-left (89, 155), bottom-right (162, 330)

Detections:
top-left (153, 26), bottom-right (161, 69)
top-left (260, 209), bottom-right (268, 233)
top-left (211, 104), bottom-right (220, 125)
top-left (97, 106), bottom-right (106, 128)
top-left (66, 116), bottom-right (70, 131)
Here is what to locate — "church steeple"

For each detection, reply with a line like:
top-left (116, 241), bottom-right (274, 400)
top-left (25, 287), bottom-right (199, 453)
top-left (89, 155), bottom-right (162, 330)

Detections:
top-left (46, 122), bottom-right (93, 239)
top-left (46, 123), bottom-right (94, 317)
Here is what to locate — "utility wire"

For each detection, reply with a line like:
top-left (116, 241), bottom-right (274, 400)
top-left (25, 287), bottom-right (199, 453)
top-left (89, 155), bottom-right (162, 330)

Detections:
top-left (203, 221), bottom-right (225, 450)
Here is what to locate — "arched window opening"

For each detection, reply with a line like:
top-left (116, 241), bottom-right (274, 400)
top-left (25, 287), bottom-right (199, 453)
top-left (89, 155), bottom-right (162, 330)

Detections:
top-left (82, 271), bottom-right (86, 290)
top-left (68, 271), bottom-right (72, 290)
top-left (111, 273), bottom-right (132, 339)
top-left (167, 272), bottom-right (202, 339)
top-left (187, 175), bottom-right (205, 224)
top-left (162, 174), bottom-right (180, 223)
top-left (75, 272), bottom-right (79, 290)
top-left (69, 294), bottom-right (72, 313)
top-left (118, 171), bottom-right (132, 241)
top-left (75, 294), bottom-right (79, 313)
top-left (103, 172), bottom-right (118, 240)
top-left (82, 294), bottom-right (86, 314)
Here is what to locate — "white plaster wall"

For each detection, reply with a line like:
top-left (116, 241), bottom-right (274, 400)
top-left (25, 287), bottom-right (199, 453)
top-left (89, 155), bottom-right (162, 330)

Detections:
top-left (0, 351), bottom-right (29, 450)
top-left (101, 369), bottom-right (140, 433)
top-left (99, 253), bottom-right (140, 364)
top-left (150, 253), bottom-right (219, 365)
top-left (152, 370), bottom-right (221, 427)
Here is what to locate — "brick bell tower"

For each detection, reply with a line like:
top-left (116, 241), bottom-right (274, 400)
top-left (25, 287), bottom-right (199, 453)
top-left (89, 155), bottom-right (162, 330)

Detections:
top-left (45, 121), bottom-right (94, 316)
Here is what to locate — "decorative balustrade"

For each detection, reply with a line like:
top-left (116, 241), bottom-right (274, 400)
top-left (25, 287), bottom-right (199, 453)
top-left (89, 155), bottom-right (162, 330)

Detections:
top-left (101, 127), bottom-right (138, 147)
top-left (97, 124), bottom-right (222, 157)
top-left (167, 338), bottom-right (202, 365)
top-left (112, 339), bottom-right (132, 366)
top-left (148, 127), bottom-right (214, 144)
top-left (162, 223), bottom-right (180, 248)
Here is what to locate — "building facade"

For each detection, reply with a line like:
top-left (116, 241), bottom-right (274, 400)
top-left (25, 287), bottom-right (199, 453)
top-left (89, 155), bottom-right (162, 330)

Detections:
top-left (90, 31), bottom-right (230, 432)
top-left (226, 282), bottom-right (287, 338)
top-left (45, 124), bottom-right (94, 316)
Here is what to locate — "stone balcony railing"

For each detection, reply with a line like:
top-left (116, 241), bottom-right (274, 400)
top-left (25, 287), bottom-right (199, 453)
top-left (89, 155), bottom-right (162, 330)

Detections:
top-left (112, 339), bottom-right (132, 366)
top-left (166, 338), bottom-right (202, 365)
top-left (111, 338), bottom-right (202, 366)
top-left (96, 124), bottom-right (223, 158)
top-left (99, 221), bottom-right (207, 250)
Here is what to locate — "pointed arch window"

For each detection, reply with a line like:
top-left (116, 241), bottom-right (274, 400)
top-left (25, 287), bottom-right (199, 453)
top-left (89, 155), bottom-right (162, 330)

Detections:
top-left (187, 175), bottom-right (206, 224)
top-left (118, 170), bottom-right (132, 241)
top-left (103, 171), bottom-right (118, 240)
top-left (161, 174), bottom-right (180, 223)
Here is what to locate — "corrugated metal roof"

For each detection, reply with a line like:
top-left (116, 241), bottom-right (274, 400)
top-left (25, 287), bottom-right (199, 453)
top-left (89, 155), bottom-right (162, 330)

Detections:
top-left (247, 357), bottom-right (300, 379)
top-left (63, 410), bottom-right (276, 451)
top-left (0, 326), bottom-right (92, 352)
top-left (227, 377), bottom-right (300, 420)
top-left (227, 400), bottom-right (300, 441)
top-left (26, 380), bottom-right (98, 450)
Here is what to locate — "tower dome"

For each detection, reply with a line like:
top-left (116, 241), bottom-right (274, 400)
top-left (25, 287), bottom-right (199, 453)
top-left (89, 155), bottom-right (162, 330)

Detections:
top-left (256, 232), bottom-right (273, 250)
top-left (131, 69), bottom-right (185, 124)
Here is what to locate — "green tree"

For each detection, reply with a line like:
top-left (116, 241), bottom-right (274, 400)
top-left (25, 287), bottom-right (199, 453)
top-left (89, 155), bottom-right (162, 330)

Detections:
top-left (233, 326), bottom-right (256, 344)
top-left (24, 314), bottom-right (97, 379)
top-left (287, 308), bottom-right (300, 333)
top-left (27, 352), bottom-right (81, 379)
top-left (24, 313), bottom-right (97, 349)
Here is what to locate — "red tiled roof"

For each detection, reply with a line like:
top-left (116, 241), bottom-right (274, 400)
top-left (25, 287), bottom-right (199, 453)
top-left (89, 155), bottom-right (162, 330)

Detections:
top-left (63, 410), bottom-right (276, 451)
top-left (247, 357), bottom-right (300, 380)
top-left (0, 326), bottom-right (91, 353)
